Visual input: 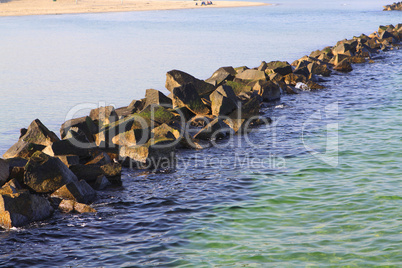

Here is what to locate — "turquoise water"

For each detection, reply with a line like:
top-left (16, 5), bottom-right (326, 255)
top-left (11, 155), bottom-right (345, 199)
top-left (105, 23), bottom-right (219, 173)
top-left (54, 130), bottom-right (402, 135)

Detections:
top-left (0, 0), bottom-right (401, 267)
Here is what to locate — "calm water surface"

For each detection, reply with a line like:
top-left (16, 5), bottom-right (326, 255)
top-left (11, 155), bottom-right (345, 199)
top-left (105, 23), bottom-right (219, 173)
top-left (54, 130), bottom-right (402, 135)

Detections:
top-left (0, 0), bottom-right (401, 266)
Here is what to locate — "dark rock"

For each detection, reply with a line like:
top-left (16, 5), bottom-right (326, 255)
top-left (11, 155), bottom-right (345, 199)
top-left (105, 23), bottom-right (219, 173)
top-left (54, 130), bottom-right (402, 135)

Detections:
top-left (307, 62), bottom-right (331, 77)
top-left (42, 139), bottom-right (93, 158)
top-left (334, 58), bottom-right (353, 72)
top-left (205, 66), bottom-right (236, 86)
top-left (0, 191), bottom-right (54, 229)
top-left (193, 118), bottom-right (233, 140)
top-left (0, 159), bottom-right (10, 187)
top-left (332, 43), bottom-right (354, 56)
top-left (89, 106), bottom-right (118, 126)
top-left (24, 152), bottom-right (78, 194)
top-left (251, 80), bottom-right (281, 101)
top-left (60, 116), bottom-right (97, 143)
top-left (120, 138), bottom-right (176, 170)
top-left (144, 89), bottom-right (172, 108)
top-left (172, 83), bottom-right (210, 115)
top-left (329, 54), bottom-right (350, 66)
top-left (51, 180), bottom-right (96, 204)
top-left (210, 85), bottom-right (239, 116)
top-left (127, 99), bottom-right (146, 114)
top-left (56, 155), bottom-right (80, 168)
top-left (223, 118), bottom-right (247, 133)
top-left (224, 80), bottom-right (253, 95)
top-left (166, 70), bottom-right (215, 96)
top-left (265, 61), bottom-right (293, 76)
top-left (3, 141), bottom-right (46, 159)
top-left (283, 73), bottom-right (307, 86)
top-left (93, 175), bottom-right (111, 190)
top-left (69, 162), bottom-right (121, 184)
top-left (235, 69), bottom-right (267, 81)
top-left (85, 152), bottom-right (111, 166)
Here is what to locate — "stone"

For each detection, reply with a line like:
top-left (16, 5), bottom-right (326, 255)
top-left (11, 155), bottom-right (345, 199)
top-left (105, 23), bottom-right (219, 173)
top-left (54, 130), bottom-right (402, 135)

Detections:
top-left (73, 202), bottom-right (97, 213)
top-left (151, 123), bottom-right (181, 141)
top-left (69, 162), bottom-right (121, 183)
top-left (166, 69), bottom-right (215, 96)
top-left (172, 83), bottom-right (210, 115)
top-left (251, 80), bottom-right (281, 101)
top-left (56, 155), bottom-right (80, 168)
top-left (329, 53), bottom-right (350, 66)
top-left (210, 85), bottom-right (239, 116)
top-left (205, 66), bottom-right (236, 86)
top-left (349, 56), bottom-right (367, 64)
top-left (144, 88), bottom-right (172, 108)
top-left (223, 118), bottom-right (247, 133)
top-left (225, 80), bottom-right (253, 95)
top-left (93, 175), bottom-right (111, 190)
top-left (0, 191), bottom-right (54, 229)
top-left (283, 73), bottom-right (307, 86)
top-left (334, 58), bottom-right (353, 72)
top-left (89, 106), bottom-right (118, 126)
top-left (42, 139), bottom-right (93, 158)
top-left (307, 62), bottom-right (331, 77)
top-left (265, 61), bottom-right (293, 76)
top-left (0, 159), bottom-right (10, 187)
top-left (119, 139), bottom-right (176, 170)
top-left (189, 115), bottom-right (215, 127)
top-left (51, 180), bottom-right (96, 204)
top-left (85, 152), bottom-right (112, 166)
top-left (235, 69), bottom-right (267, 81)
top-left (127, 99), bottom-right (146, 114)
top-left (229, 96), bottom-right (261, 119)
top-left (60, 116), bottom-right (97, 143)
top-left (24, 151), bottom-right (78, 194)
top-left (58, 199), bottom-right (96, 213)
top-left (332, 43), bottom-right (354, 56)
top-left (58, 199), bottom-right (75, 213)
top-left (2, 141), bottom-right (46, 159)
top-left (193, 118), bottom-right (233, 140)
top-left (19, 119), bottom-right (59, 147)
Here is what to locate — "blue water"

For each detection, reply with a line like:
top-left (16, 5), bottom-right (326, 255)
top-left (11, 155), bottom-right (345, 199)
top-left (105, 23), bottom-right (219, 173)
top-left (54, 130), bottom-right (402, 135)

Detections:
top-left (0, 0), bottom-right (401, 266)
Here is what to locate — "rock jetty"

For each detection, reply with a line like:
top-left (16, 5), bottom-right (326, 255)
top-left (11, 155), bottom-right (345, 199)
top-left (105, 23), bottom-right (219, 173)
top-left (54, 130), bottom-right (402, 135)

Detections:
top-left (0, 23), bottom-right (401, 229)
top-left (384, 2), bottom-right (402, 11)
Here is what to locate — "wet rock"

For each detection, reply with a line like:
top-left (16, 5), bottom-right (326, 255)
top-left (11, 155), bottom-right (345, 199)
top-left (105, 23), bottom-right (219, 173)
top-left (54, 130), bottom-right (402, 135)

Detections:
top-left (144, 88), bottom-right (172, 108)
top-left (210, 85), bottom-right (239, 116)
top-left (166, 69), bottom-right (215, 96)
top-left (51, 180), bottom-right (96, 204)
top-left (24, 152), bottom-right (78, 194)
top-left (0, 159), bottom-right (10, 187)
top-left (58, 199), bottom-right (97, 214)
top-left (235, 69), bottom-right (267, 81)
top-left (205, 66), bottom-right (236, 86)
top-left (0, 191), bottom-right (54, 229)
top-left (93, 175), bottom-right (111, 190)
top-left (230, 96), bottom-right (261, 119)
top-left (89, 106), bottom-right (118, 126)
top-left (69, 162), bottom-right (121, 184)
top-left (172, 83), bottom-right (210, 115)
top-left (223, 118), bottom-right (247, 133)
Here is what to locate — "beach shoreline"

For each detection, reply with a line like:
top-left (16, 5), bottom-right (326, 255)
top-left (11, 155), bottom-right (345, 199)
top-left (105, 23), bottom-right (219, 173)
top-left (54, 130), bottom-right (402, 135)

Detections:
top-left (0, 0), bottom-right (269, 17)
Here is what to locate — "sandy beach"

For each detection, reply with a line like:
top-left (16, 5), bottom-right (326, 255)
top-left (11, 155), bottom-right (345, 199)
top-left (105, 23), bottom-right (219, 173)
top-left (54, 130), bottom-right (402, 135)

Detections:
top-left (0, 0), bottom-right (268, 16)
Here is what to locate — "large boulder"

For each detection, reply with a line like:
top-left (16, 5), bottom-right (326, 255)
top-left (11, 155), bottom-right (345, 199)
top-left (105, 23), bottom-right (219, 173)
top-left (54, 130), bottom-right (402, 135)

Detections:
top-left (166, 70), bottom-right (215, 96)
top-left (251, 80), bottom-right (281, 101)
top-left (0, 159), bottom-right (10, 187)
top-left (0, 191), bottom-right (53, 229)
top-left (51, 180), bottom-right (96, 204)
top-left (333, 58), bottom-right (353, 72)
top-left (119, 138), bottom-right (176, 170)
top-left (225, 80), bottom-right (253, 95)
top-left (172, 83), bottom-right (210, 115)
top-left (60, 116), bottom-right (98, 143)
top-left (24, 152), bottom-right (78, 194)
top-left (144, 89), bottom-right (172, 108)
top-left (69, 162), bottom-right (121, 184)
top-left (58, 199), bottom-right (96, 214)
top-left (332, 42), bottom-right (354, 56)
top-left (89, 106), bottom-right (118, 126)
top-left (228, 96), bottom-right (261, 119)
top-left (42, 139), bottom-right (94, 158)
top-left (307, 62), bottom-right (331, 77)
top-left (210, 85), bottom-right (239, 116)
top-left (235, 69), bottom-right (267, 81)
top-left (2, 141), bottom-right (46, 159)
top-left (19, 119), bottom-right (59, 147)
top-left (205, 66), bottom-right (236, 86)
top-left (265, 61), bottom-right (293, 76)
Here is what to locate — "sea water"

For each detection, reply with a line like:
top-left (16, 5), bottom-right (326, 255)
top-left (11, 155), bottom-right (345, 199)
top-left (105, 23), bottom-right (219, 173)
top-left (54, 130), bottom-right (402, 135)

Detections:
top-left (0, 0), bottom-right (401, 266)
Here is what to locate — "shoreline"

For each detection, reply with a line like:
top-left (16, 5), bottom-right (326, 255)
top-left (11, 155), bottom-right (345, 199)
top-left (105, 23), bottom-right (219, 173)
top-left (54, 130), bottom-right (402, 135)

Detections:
top-left (0, 0), bottom-right (269, 17)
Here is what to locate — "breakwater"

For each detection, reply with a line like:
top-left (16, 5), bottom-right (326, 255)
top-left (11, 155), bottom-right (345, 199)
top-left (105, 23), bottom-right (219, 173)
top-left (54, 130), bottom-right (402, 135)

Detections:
top-left (0, 23), bottom-right (401, 229)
